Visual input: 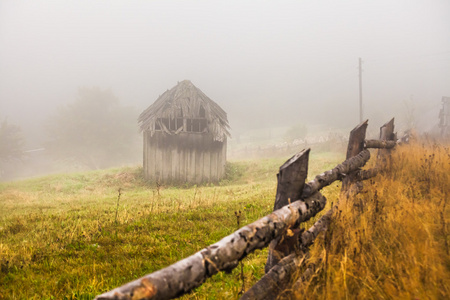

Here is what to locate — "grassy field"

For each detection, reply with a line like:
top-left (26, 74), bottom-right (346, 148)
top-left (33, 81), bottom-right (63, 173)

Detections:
top-left (0, 151), bottom-right (343, 299)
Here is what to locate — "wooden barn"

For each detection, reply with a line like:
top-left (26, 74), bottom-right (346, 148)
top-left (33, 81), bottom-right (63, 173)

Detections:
top-left (138, 80), bottom-right (230, 183)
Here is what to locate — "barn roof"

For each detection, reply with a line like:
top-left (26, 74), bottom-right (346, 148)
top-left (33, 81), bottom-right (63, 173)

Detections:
top-left (138, 80), bottom-right (230, 141)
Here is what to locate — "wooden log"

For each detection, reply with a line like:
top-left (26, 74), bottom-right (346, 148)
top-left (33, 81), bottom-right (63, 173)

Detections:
top-left (94, 192), bottom-right (326, 300)
top-left (242, 208), bottom-right (334, 300)
top-left (266, 149), bottom-right (310, 273)
top-left (364, 139), bottom-right (396, 149)
top-left (342, 120), bottom-right (368, 190)
top-left (300, 208), bottom-right (333, 247)
top-left (354, 168), bottom-right (379, 181)
top-left (241, 253), bottom-right (301, 300)
top-left (301, 149), bottom-right (371, 198)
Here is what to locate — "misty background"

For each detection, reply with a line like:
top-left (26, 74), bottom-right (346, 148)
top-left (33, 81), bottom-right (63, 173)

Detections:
top-left (1, 0), bottom-right (450, 178)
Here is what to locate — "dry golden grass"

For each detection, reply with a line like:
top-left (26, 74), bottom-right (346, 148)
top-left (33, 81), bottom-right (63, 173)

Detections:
top-left (290, 141), bottom-right (450, 299)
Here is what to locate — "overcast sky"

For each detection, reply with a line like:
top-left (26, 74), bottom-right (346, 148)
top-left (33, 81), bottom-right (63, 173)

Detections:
top-left (1, 0), bottom-right (450, 146)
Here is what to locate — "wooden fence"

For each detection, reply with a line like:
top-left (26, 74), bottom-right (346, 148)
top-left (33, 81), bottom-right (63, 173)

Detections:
top-left (95, 118), bottom-right (401, 300)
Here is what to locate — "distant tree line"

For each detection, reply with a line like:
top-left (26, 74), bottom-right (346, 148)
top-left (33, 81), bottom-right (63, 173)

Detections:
top-left (45, 87), bottom-right (140, 170)
top-left (1, 87), bottom-right (140, 179)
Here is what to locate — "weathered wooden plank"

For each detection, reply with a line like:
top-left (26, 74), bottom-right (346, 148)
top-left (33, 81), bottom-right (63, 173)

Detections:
top-left (342, 120), bottom-right (368, 190)
top-left (273, 149), bottom-right (310, 210)
top-left (94, 192), bottom-right (326, 300)
top-left (210, 149), bottom-right (218, 182)
top-left (346, 120), bottom-right (368, 159)
top-left (188, 148), bottom-right (197, 183)
top-left (195, 137), bottom-right (203, 184)
top-left (203, 150), bottom-right (211, 182)
top-left (302, 149), bottom-right (371, 198)
top-left (154, 136), bottom-right (163, 182)
top-left (171, 147), bottom-right (178, 182)
top-left (378, 118), bottom-right (395, 166)
top-left (146, 132), bottom-right (156, 177)
top-left (265, 149), bottom-right (310, 273)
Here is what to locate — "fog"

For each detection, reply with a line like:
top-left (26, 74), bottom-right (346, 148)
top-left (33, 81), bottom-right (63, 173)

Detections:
top-left (1, 0), bottom-right (450, 176)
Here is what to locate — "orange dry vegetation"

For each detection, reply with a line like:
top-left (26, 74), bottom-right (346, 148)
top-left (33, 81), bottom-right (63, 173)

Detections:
top-left (290, 141), bottom-right (450, 299)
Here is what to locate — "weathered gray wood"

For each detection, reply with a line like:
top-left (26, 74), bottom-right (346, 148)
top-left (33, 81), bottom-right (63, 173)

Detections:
top-left (342, 120), bottom-right (368, 190)
top-left (273, 149), bottom-right (310, 210)
top-left (302, 149), bottom-right (371, 198)
top-left (203, 150), bottom-right (211, 182)
top-left (143, 132), bottom-right (226, 184)
top-left (95, 192), bottom-right (326, 300)
top-left (266, 149), bottom-right (310, 273)
top-left (346, 120), bottom-right (368, 159)
top-left (171, 146), bottom-right (177, 181)
top-left (242, 208), bottom-right (333, 300)
top-left (378, 118), bottom-right (395, 166)
top-left (364, 139), bottom-right (396, 149)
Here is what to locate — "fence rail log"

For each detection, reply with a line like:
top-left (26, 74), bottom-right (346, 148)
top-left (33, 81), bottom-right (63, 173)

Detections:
top-left (354, 168), bottom-right (379, 181)
top-left (364, 139), bottom-right (396, 149)
top-left (243, 208), bottom-right (334, 299)
top-left (95, 192), bottom-right (326, 300)
top-left (301, 149), bottom-right (371, 198)
top-left (300, 208), bottom-right (333, 247)
top-left (241, 253), bottom-right (301, 300)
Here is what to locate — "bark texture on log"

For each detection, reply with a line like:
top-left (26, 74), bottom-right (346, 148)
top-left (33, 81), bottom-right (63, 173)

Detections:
top-left (243, 208), bottom-right (334, 300)
top-left (241, 253), bottom-right (301, 300)
top-left (273, 149), bottom-right (310, 210)
top-left (364, 139), bottom-right (396, 149)
top-left (95, 193), bottom-right (326, 300)
top-left (302, 149), bottom-right (371, 198)
top-left (300, 208), bottom-right (333, 247)
top-left (354, 168), bottom-right (379, 181)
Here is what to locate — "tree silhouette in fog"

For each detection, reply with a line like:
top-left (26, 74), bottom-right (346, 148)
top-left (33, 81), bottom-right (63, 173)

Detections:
top-left (0, 120), bottom-right (24, 177)
top-left (45, 87), bottom-right (139, 169)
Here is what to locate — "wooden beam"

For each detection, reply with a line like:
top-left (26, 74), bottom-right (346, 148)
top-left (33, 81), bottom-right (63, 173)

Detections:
top-left (364, 139), bottom-right (396, 149)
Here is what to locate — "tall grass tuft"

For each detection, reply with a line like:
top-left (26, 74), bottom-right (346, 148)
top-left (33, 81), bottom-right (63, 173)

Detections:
top-left (291, 141), bottom-right (450, 299)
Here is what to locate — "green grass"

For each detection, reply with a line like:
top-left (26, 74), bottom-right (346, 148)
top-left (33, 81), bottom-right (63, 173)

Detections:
top-left (0, 151), bottom-right (343, 299)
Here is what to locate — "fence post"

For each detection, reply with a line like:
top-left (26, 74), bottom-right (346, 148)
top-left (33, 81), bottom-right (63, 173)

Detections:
top-left (265, 148), bottom-right (310, 273)
top-left (378, 118), bottom-right (395, 167)
top-left (342, 120), bottom-right (368, 190)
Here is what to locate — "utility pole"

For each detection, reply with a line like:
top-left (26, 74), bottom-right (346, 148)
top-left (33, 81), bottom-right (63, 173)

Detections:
top-left (359, 57), bottom-right (363, 123)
